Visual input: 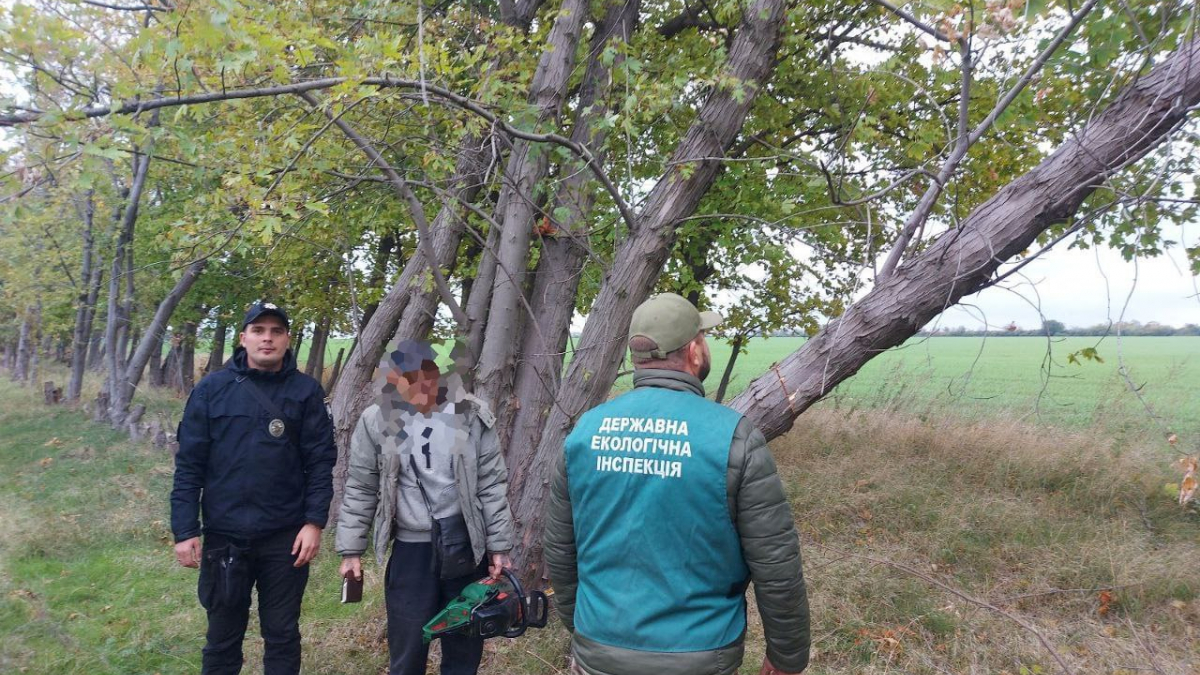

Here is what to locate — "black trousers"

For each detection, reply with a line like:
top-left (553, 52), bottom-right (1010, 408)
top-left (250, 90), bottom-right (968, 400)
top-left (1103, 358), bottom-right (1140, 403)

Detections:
top-left (198, 527), bottom-right (309, 675)
top-left (386, 540), bottom-right (487, 675)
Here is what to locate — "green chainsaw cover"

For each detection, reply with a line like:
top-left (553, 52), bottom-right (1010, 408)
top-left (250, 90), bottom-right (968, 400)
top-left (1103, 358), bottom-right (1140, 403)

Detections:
top-left (422, 578), bottom-right (499, 643)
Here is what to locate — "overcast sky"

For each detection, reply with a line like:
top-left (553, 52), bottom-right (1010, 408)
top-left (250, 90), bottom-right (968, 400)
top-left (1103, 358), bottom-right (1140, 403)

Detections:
top-left (936, 223), bottom-right (1200, 330)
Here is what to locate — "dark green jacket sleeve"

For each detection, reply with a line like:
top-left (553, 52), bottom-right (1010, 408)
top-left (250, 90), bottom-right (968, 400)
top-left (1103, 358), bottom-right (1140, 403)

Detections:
top-left (728, 418), bottom-right (810, 672)
top-left (543, 447), bottom-right (577, 632)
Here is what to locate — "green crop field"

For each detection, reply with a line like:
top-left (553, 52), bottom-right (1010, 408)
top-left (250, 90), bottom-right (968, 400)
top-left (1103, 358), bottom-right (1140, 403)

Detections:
top-left (283, 335), bottom-right (1200, 443)
top-left (611, 335), bottom-right (1200, 441)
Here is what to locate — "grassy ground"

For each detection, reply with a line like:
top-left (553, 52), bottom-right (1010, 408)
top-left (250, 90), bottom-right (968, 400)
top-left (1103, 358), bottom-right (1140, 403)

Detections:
top-left (2, 358), bottom-right (1197, 674)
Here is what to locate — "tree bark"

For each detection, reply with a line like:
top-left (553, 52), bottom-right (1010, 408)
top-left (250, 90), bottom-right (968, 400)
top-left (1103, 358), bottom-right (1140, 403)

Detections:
top-left (328, 135), bottom-right (492, 518)
top-left (305, 314), bottom-right (330, 378)
top-left (359, 233), bottom-right (398, 332)
top-left (68, 246), bottom-right (103, 400)
top-left (206, 316), bottom-right (227, 373)
top-left (179, 320), bottom-right (198, 393)
top-left (714, 333), bottom-right (746, 404)
top-left (104, 149), bottom-right (151, 415)
top-left (327, 346), bottom-right (345, 391)
top-left (506, 0), bottom-right (790, 580)
top-left (12, 310), bottom-right (33, 383)
top-left (729, 36), bottom-right (1200, 440)
top-left (505, 0), bottom-right (640, 458)
top-left (474, 0), bottom-right (591, 409)
top-left (291, 325), bottom-right (304, 365)
top-left (29, 303), bottom-right (43, 387)
top-left (149, 328), bottom-right (168, 387)
top-left (87, 325), bottom-right (104, 370)
top-left (110, 260), bottom-right (207, 427)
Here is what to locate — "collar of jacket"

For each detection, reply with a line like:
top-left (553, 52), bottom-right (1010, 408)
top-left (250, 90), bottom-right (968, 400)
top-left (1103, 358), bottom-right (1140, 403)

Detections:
top-left (228, 346), bottom-right (299, 381)
top-left (632, 368), bottom-right (706, 398)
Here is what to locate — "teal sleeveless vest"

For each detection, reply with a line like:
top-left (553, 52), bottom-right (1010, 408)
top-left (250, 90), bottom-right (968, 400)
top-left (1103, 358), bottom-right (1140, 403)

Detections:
top-left (564, 386), bottom-right (748, 652)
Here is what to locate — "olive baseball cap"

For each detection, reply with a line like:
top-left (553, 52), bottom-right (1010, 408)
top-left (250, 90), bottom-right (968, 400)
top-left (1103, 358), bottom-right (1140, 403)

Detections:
top-left (629, 293), bottom-right (722, 359)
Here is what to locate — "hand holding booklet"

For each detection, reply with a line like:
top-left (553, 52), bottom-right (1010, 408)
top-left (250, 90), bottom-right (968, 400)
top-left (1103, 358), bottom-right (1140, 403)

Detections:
top-left (341, 575), bottom-right (363, 603)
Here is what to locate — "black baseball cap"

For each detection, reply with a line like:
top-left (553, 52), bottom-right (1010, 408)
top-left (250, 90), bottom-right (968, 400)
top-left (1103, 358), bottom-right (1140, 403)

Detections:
top-left (242, 301), bottom-right (290, 330)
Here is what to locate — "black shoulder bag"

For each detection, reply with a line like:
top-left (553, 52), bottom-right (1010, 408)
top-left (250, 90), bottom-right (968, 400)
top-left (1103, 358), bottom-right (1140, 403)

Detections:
top-left (408, 455), bottom-right (476, 579)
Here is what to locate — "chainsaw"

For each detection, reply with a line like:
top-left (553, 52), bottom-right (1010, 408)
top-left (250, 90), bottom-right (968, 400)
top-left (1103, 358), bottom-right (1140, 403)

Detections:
top-left (422, 568), bottom-right (549, 643)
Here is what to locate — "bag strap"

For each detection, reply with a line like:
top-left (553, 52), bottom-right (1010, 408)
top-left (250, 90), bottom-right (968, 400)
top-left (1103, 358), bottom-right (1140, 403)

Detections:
top-left (236, 376), bottom-right (300, 448)
top-left (408, 454), bottom-right (441, 576)
top-left (408, 454), bottom-right (436, 519)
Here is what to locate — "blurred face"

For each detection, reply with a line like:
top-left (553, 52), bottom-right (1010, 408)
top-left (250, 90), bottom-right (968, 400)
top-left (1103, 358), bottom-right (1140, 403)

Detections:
top-left (240, 316), bottom-right (290, 372)
top-left (387, 361), bottom-right (441, 409)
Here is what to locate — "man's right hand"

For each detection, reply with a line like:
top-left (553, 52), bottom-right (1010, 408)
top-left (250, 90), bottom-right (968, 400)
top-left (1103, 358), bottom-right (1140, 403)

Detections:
top-left (759, 656), bottom-right (804, 675)
top-left (174, 537), bottom-right (202, 568)
top-left (340, 555), bottom-right (362, 581)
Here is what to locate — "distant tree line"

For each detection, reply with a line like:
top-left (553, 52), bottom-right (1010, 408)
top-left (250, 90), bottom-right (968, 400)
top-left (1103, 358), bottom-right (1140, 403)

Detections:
top-left (916, 320), bottom-right (1200, 338)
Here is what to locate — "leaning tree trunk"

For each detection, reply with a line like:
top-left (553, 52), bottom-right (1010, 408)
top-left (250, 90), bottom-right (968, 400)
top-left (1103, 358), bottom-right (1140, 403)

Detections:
top-left (110, 260), bottom-right (206, 427)
top-left (473, 0), bottom-right (591, 412)
top-left (504, 0), bottom-right (640, 456)
top-left (103, 149), bottom-right (151, 417)
top-left (328, 135), bottom-right (492, 517)
top-left (505, 0), bottom-right (790, 580)
top-left (729, 35), bottom-right (1200, 439)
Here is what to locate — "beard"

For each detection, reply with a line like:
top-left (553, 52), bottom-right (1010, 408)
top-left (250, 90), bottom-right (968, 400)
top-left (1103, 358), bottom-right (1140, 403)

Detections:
top-left (697, 352), bottom-right (712, 382)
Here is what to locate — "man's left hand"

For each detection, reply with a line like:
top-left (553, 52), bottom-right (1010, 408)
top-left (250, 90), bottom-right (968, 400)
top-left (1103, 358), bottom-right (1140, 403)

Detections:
top-left (292, 523), bottom-right (322, 567)
top-left (488, 551), bottom-right (512, 579)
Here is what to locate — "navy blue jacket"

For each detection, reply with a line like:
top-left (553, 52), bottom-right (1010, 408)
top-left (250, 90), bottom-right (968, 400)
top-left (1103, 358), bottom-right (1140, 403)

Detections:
top-left (170, 347), bottom-right (337, 542)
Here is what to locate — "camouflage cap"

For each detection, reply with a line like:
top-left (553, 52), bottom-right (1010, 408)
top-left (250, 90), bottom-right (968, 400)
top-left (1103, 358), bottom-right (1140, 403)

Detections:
top-left (628, 293), bottom-right (721, 360)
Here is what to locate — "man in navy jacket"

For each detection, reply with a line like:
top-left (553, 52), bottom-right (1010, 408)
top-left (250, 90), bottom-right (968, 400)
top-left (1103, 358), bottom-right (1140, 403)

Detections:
top-left (171, 301), bottom-right (336, 675)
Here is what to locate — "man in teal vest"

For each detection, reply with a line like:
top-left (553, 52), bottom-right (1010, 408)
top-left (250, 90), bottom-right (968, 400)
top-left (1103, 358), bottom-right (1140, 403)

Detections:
top-left (544, 293), bottom-right (811, 675)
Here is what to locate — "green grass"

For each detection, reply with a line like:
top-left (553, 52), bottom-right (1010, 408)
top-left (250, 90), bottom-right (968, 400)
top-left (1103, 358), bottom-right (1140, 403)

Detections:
top-left (609, 335), bottom-right (1200, 441)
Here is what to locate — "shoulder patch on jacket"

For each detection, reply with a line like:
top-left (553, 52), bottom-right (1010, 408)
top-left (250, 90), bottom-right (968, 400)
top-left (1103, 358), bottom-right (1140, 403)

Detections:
top-left (462, 394), bottom-right (496, 428)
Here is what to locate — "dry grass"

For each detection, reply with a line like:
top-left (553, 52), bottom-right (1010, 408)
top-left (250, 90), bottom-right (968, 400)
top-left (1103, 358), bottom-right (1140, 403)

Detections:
top-left (478, 408), bottom-right (1198, 675)
top-left (766, 408), bottom-right (1199, 675)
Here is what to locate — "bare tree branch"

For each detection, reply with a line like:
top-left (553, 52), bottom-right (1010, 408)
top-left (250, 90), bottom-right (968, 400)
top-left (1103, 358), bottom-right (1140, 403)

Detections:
top-left (866, 0), bottom-right (955, 43)
top-left (878, 0), bottom-right (1101, 279)
top-left (74, 0), bottom-right (170, 11)
top-left (295, 90), bottom-right (470, 328)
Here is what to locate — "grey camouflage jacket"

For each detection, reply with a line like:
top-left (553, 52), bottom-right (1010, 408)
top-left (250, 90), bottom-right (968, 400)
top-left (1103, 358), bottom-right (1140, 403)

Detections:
top-left (335, 399), bottom-right (515, 566)
top-left (544, 369), bottom-right (811, 675)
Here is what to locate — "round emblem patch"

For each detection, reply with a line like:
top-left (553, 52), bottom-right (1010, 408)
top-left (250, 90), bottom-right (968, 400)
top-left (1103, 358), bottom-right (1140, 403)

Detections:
top-left (269, 419), bottom-right (286, 438)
